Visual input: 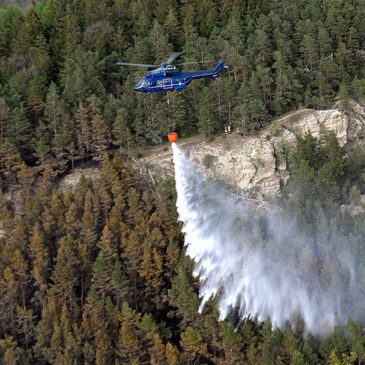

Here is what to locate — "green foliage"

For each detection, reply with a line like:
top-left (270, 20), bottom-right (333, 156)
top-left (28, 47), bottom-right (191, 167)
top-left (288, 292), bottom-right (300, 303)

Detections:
top-left (202, 154), bottom-right (217, 169)
top-left (0, 1), bottom-right (364, 363)
top-left (0, 0), bottom-right (363, 174)
top-left (286, 130), bottom-right (349, 208)
top-left (0, 108), bottom-right (362, 363)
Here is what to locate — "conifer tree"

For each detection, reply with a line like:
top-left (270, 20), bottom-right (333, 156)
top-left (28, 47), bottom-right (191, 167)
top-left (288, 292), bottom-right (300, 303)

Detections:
top-left (113, 107), bottom-right (133, 154)
top-left (13, 6), bottom-right (43, 55)
top-left (111, 261), bottom-right (130, 311)
top-left (44, 83), bottom-right (66, 136)
top-left (97, 224), bottom-right (118, 266)
top-left (91, 110), bottom-right (111, 161)
top-left (11, 249), bottom-right (28, 309)
top-left (116, 302), bottom-right (145, 364)
top-left (51, 235), bottom-right (80, 310)
top-left (0, 97), bottom-right (9, 140)
top-left (29, 223), bottom-right (49, 308)
top-left (8, 105), bottom-right (32, 157)
top-left (90, 252), bottom-right (113, 300)
top-left (180, 327), bottom-right (209, 364)
top-left (0, 266), bottom-right (18, 337)
top-left (16, 306), bottom-right (35, 350)
top-left (222, 324), bottom-right (244, 364)
top-left (65, 202), bottom-right (81, 238)
top-left (165, 342), bottom-right (180, 365)
top-left (150, 333), bottom-right (166, 365)
top-left (10, 216), bottom-right (28, 253)
top-left (168, 268), bottom-right (200, 330)
top-left (121, 229), bottom-right (143, 310)
top-left (0, 336), bottom-right (24, 364)
top-left (346, 318), bottom-right (365, 363)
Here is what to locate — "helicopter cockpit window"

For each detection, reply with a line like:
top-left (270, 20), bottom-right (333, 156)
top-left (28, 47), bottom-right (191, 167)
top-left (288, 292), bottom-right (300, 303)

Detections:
top-left (136, 79), bottom-right (149, 88)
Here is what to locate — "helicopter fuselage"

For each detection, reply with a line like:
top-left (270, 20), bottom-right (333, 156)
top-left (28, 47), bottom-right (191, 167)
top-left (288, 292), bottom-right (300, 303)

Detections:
top-left (134, 61), bottom-right (228, 93)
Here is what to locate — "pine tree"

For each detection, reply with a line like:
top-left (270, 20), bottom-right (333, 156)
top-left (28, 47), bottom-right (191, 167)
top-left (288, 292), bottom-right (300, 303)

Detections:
top-left (10, 216), bottom-right (28, 253)
top-left (16, 306), bottom-right (36, 350)
top-left (33, 296), bottom-right (62, 363)
top-left (150, 333), bottom-right (166, 365)
top-left (29, 223), bottom-right (49, 308)
top-left (163, 5), bottom-right (182, 45)
top-left (90, 252), bottom-right (113, 300)
top-left (111, 261), bottom-right (130, 311)
top-left (222, 324), bottom-right (244, 364)
top-left (0, 336), bottom-right (24, 364)
top-left (51, 235), bottom-right (80, 310)
top-left (121, 229), bottom-right (143, 310)
top-left (97, 224), bottom-right (118, 265)
top-left (149, 21), bottom-right (172, 63)
top-left (60, 4), bottom-right (82, 61)
top-left (13, 6), bottom-right (44, 55)
top-left (165, 342), bottom-right (180, 365)
top-left (180, 327), bottom-right (209, 364)
top-left (91, 108), bottom-right (111, 161)
top-left (116, 302), bottom-right (146, 364)
top-left (0, 141), bottom-right (21, 185)
top-left (221, 7), bottom-right (244, 84)
top-left (44, 82), bottom-right (66, 136)
top-left (61, 47), bottom-right (106, 106)
top-left (197, 86), bottom-right (219, 138)
top-left (0, 266), bottom-right (18, 337)
top-left (65, 202), bottom-right (81, 238)
top-left (300, 34), bottom-right (319, 77)
top-left (32, 33), bottom-right (52, 80)
top-left (272, 51), bottom-right (301, 114)
top-left (113, 107), bottom-right (133, 154)
top-left (8, 105), bottom-right (32, 157)
top-left (0, 97), bottom-right (9, 140)
top-left (11, 249), bottom-right (28, 309)
top-left (346, 318), bottom-right (365, 363)
top-left (281, 327), bottom-right (302, 363)
top-left (168, 268), bottom-right (200, 330)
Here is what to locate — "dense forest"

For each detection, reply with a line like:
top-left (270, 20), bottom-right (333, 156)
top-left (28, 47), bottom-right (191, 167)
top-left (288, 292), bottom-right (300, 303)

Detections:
top-left (0, 131), bottom-right (365, 364)
top-left (0, 0), bottom-right (364, 182)
top-left (1, 0), bottom-right (365, 363)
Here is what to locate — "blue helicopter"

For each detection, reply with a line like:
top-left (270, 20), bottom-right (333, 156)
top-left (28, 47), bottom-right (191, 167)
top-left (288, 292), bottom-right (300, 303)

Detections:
top-left (116, 52), bottom-right (228, 93)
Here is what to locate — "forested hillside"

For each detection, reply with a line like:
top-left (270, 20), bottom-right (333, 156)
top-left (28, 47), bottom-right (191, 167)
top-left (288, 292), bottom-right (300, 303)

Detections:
top-left (0, 134), bottom-right (365, 363)
top-left (1, 0), bottom-right (365, 363)
top-left (0, 0), bottom-right (33, 10)
top-left (0, 0), bottom-right (364, 183)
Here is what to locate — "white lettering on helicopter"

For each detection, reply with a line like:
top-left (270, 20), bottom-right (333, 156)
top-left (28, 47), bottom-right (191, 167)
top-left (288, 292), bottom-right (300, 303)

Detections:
top-left (148, 79), bottom-right (188, 90)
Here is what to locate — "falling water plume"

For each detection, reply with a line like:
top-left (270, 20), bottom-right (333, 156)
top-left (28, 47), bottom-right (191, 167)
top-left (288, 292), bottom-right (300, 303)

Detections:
top-left (172, 143), bottom-right (364, 336)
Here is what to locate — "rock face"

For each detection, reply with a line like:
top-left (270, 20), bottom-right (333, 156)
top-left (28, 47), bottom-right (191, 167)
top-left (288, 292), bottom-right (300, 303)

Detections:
top-left (142, 101), bottom-right (365, 198)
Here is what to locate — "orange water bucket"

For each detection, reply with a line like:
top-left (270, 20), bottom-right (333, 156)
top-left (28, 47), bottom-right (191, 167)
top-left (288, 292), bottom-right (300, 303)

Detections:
top-left (168, 132), bottom-right (178, 143)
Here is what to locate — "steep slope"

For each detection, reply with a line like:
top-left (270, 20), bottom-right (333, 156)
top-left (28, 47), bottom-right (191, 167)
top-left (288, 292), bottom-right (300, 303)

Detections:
top-left (141, 101), bottom-right (365, 198)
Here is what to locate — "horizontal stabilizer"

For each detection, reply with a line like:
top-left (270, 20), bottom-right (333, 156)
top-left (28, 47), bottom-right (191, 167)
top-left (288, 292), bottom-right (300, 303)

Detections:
top-left (213, 61), bottom-right (228, 74)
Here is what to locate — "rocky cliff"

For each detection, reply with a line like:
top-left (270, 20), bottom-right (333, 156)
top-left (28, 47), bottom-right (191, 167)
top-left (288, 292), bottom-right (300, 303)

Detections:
top-left (141, 100), bottom-right (365, 199)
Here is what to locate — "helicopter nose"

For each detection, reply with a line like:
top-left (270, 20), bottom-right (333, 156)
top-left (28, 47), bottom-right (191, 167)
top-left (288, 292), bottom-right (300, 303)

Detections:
top-left (134, 82), bottom-right (145, 90)
top-left (134, 79), bottom-right (148, 92)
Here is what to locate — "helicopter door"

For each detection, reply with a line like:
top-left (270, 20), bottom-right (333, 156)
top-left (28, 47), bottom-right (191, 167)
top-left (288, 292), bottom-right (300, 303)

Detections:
top-left (163, 78), bottom-right (172, 90)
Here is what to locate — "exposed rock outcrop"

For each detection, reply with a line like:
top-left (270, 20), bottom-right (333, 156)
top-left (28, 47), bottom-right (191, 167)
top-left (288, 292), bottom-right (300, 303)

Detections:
top-left (142, 100), bottom-right (365, 199)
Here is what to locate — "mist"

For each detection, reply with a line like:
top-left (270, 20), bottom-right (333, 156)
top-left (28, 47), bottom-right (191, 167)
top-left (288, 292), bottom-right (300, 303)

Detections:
top-left (172, 143), bottom-right (365, 336)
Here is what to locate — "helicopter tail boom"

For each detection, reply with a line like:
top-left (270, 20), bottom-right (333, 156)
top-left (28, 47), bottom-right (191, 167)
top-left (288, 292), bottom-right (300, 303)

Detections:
top-left (187, 61), bottom-right (228, 81)
top-left (212, 61), bottom-right (228, 74)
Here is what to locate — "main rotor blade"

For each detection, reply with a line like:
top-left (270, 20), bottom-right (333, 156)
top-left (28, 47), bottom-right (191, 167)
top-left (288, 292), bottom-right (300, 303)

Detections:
top-left (167, 52), bottom-right (182, 64)
top-left (175, 60), bottom-right (215, 66)
top-left (115, 62), bottom-right (158, 67)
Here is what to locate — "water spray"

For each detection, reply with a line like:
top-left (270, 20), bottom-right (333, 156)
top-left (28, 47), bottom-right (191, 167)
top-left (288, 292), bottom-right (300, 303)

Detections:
top-left (171, 143), bottom-right (363, 336)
